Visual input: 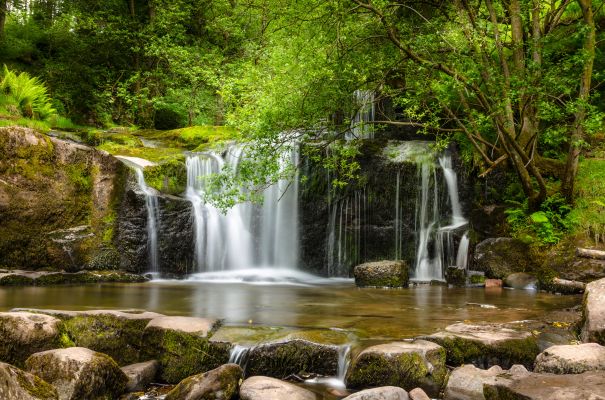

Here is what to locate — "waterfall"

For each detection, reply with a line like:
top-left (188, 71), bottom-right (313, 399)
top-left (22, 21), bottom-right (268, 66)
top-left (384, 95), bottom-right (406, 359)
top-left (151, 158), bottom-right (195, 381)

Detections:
top-left (347, 90), bottom-right (375, 140)
top-left (186, 145), bottom-right (300, 272)
top-left (228, 344), bottom-right (250, 369)
top-left (134, 168), bottom-right (160, 273)
top-left (337, 345), bottom-right (351, 382)
top-left (456, 232), bottom-right (470, 269)
top-left (439, 155), bottom-right (466, 228)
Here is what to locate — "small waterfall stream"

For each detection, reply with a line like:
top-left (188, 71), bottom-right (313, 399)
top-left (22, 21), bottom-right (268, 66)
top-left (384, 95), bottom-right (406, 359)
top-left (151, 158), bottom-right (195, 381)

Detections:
top-left (347, 90), bottom-right (375, 140)
top-left (134, 168), bottom-right (160, 273)
top-left (228, 344), bottom-right (250, 369)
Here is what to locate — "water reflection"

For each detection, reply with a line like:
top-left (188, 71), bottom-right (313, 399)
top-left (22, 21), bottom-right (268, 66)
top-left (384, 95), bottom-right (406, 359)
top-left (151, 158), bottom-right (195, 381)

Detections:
top-left (0, 282), bottom-right (579, 339)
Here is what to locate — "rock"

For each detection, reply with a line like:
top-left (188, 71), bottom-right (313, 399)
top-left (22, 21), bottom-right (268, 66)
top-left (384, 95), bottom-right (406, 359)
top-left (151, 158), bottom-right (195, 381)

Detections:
top-left (422, 322), bottom-right (540, 369)
top-left (483, 370), bottom-right (605, 399)
top-left (165, 363), bottom-right (243, 400)
top-left (540, 277), bottom-right (585, 294)
top-left (577, 248), bottom-right (605, 260)
top-left (582, 277), bottom-right (605, 344)
top-left (0, 312), bottom-right (61, 367)
top-left (473, 238), bottom-right (535, 279)
top-left (443, 364), bottom-right (528, 400)
top-left (504, 272), bottom-right (537, 290)
top-left (408, 388), bottom-right (430, 400)
top-left (354, 260), bottom-right (409, 288)
top-left (25, 347), bottom-right (127, 400)
top-left (534, 343), bottom-right (605, 374)
top-left (345, 340), bottom-right (447, 397)
top-left (239, 376), bottom-right (316, 400)
top-left (484, 279), bottom-right (502, 288)
top-left (343, 386), bottom-right (410, 400)
top-left (140, 316), bottom-right (228, 383)
top-left (122, 360), bottom-right (159, 392)
top-left (447, 266), bottom-right (466, 287)
top-left (0, 361), bottom-right (59, 399)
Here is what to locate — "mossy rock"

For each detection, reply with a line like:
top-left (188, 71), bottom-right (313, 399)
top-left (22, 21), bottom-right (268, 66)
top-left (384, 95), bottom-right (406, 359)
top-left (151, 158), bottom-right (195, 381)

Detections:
top-left (143, 158), bottom-right (187, 195)
top-left (354, 260), bottom-right (409, 288)
top-left (0, 273), bottom-right (35, 286)
top-left (0, 361), bottom-right (58, 399)
top-left (165, 363), bottom-right (243, 400)
top-left (140, 316), bottom-right (229, 383)
top-left (422, 323), bottom-right (540, 369)
top-left (446, 266), bottom-right (467, 287)
top-left (345, 340), bottom-right (447, 397)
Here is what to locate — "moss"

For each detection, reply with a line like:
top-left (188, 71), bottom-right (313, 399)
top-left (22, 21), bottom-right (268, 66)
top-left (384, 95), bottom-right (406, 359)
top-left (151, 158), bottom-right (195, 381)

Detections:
top-left (0, 273), bottom-right (35, 286)
top-left (469, 274), bottom-right (486, 284)
top-left (143, 157), bottom-right (187, 195)
top-left (15, 367), bottom-right (58, 399)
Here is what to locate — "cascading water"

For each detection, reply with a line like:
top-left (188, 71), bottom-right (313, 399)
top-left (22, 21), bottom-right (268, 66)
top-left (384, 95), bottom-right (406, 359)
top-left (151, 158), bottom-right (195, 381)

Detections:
top-left (186, 145), bottom-right (300, 272)
top-left (305, 344), bottom-right (351, 389)
top-left (228, 344), bottom-right (250, 369)
top-left (346, 90), bottom-right (375, 140)
top-left (134, 168), bottom-right (160, 273)
top-left (456, 232), bottom-right (470, 269)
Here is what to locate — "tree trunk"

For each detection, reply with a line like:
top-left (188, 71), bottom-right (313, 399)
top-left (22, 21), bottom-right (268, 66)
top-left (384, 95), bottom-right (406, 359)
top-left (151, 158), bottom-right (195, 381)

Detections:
top-left (0, 0), bottom-right (7, 40)
top-left (561, 0), bottom-right (595, 202)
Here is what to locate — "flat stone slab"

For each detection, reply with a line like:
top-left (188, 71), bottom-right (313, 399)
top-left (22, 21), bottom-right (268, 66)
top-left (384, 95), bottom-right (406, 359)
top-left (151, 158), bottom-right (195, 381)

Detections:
top-left (0, 361), bottom-right (58, 399)
top-left (534, 343), bottom-right (605, 374)
top-left (354, 260), bottom-right (409, 288)
top-left (346, 340), bottom-right (447, 397)
top-left (444, 364), bottom-right (529, 400)
top-left (0, 312), bottom-right (61, 367)
top-left (239, 376), bottom-right (317, 400)
top-left (422, 322), bottom-right (539, 369)
top-left (343, 386), bottom-right (410, 400)
top-left (582, 277), bottom-right (605, 344)
top-left (483, 370), bottom-right (605, 399)
top-left (0, 270), bottom-right (148, 286)
top-left (146, 316), bottom-right (219, 336)
top-left (122, 360), bottom-right (159, 392)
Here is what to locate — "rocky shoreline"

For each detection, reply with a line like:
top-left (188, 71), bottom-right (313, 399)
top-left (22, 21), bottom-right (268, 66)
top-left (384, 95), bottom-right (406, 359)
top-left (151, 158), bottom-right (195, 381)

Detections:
top-left (2, 277), bottom-right (605, 399)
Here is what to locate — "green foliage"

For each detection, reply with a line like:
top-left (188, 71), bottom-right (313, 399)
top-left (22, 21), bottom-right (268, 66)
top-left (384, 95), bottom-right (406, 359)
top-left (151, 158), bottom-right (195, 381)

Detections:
top-left (568, 158), bottom-right (605, 244)
top-left (0, 66), bottom-right (55, 120)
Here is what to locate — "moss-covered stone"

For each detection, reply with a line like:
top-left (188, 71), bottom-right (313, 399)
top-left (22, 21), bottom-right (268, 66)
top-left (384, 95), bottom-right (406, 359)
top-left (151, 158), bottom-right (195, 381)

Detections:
top-left (165, 363), bottom-right (243, 400)
top-left (0, 273), bottom-right (35, 285)
top-left (0, 361), bottom-right (58, 399)
top-left (354, 260), bottom-right (409, 288)
top-left (143, 157), bottom-right (187, 195)
top-left (0, 270), bottom-right (148, 287)
top-left (345, 340), bottom-right (447, 397)
top-left (446, 266), bottom-right (467, 287)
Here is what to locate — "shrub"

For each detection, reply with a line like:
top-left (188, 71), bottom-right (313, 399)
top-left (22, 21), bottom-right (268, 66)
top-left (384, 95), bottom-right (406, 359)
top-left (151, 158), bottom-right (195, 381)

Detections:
top-left (0, 65), bottom-right (56, 120)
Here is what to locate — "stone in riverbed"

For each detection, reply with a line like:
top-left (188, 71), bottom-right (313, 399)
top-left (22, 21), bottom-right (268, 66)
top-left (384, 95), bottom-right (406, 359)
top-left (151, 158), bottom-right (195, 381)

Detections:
top-left (533, 343), bottom-right (605, 374)
top-left (354, 260), bottom-right (409, 288)
top-left (122, 360), bottom-right (160, 392)
top-left (239, 376), bottom-right (316, 400)
top-left (165, 363), bottom-right (243, 400)
top-left (473, 238), bottom-right (535, 279)
top-left (504, 272), bottom-right (537, 290)
top-left (408, 388), bottom-right (430, 400)
top-left (0, 312), bottom-right (61, 367)
top-left (443, 364), bottom-right (528, 400)
top-left (140, 316), bottom-right (229, 383)
top-left (345, 340), bottom-right (447, 397)
top-left (447, 266), bottom-right (467, 287)
top-left (581, 277), bottom-right (605, 344)
top-left (483, 370), bottom-right (605, 399)
top-left (421, 322), bottom-right (540, 369)
top-left (343, 386), bottom-right (409, 400)
top-left (25, 347), bottom-right (127, 400)
top-left (0, 361), bottom-right (58, 399)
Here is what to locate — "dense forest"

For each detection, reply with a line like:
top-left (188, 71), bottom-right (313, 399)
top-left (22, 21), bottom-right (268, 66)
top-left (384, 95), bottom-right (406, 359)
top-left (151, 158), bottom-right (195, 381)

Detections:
top-left (1, 0), bottom-right (604, 243)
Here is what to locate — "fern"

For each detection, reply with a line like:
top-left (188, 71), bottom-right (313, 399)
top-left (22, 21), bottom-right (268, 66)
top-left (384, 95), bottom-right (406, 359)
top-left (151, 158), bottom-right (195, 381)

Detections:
top-left (0, 65), bottom-right (56, 120)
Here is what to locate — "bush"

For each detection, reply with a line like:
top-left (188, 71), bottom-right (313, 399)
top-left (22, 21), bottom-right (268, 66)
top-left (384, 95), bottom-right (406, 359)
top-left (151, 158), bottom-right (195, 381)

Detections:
top-left (0, 65), bottom-right (56, 120)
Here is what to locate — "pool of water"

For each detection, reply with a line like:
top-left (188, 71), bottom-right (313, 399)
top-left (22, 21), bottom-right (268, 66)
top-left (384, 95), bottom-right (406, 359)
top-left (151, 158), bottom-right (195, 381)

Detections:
top-left (0, 276), bottom-right (580, 339)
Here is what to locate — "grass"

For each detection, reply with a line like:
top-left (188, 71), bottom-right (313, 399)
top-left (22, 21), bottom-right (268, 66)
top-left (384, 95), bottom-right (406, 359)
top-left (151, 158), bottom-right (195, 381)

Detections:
top-left (0, 117), bottom-right (50, 132)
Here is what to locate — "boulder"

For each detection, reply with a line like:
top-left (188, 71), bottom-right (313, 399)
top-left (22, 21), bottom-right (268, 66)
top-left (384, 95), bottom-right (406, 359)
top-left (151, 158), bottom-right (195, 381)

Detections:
top-left (408, 388), bottom-right (430, 400)
top-left (534, 343), bottom-right (605, 374)
top-left (473, 238), bottom-right (535, 279)
top-left (483, 370), bottom-right (605, 399)
top-left (0, 361), bottom-right (58, 399)
top-left (140, 316), bottom-right (229, 383)
top-left (343, 386), bottom-right (410, 400)
top-left (122, 360), bottom-right (159, 392)
top-left (345, 340), bottom-right (447, 397)
top-left (484, 279), bottom-right (502, 288)
top-left (504, 273), bottom-right (537, 290)
top-left (443, 364), bottom-right (528, 400)
top-left (239, 376), bottom-right (316, 400)
top-left (354, 260), bottom-right (409, 288)
top-left (540, 277), bottom-right (585, 294)
top-left (422, 323), bottom-right (539, 369)
top-left (165, 363), bottom-right (243, 400)
top-left (0, 312), bottom-right (61, 367)
top-left (25, 347), bottom-right (127, 400)
top-left (581, 277), bottom-right (605, 344)
top-left (446, 266), bottom-right (466, 287)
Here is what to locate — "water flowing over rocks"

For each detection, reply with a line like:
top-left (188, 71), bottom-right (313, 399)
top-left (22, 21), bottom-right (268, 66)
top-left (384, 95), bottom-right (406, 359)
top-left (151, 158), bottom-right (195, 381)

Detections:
top-left (24, 347), bottom-right (127, 400)
top-left (582, 277), bottom-right (605, 344)
top-left (443, 364), bottom-right (529, 400)
top-left (239, 376), bottom-right (317, 400)
top-left (345, 340), bottom-right (447, 397)
top-left (0, 361), bottom-right (58, 400)
top-left (421, 323), bottom-right (540, 369)
top-left (121, 360), bottom-right (160, 392)
top-left (354, 260), bottom-right (409, 288)
top-left (534, 343), bottom-right (605, 374)
top-left (343, 386), bottom-right (410, 400)
top-left (0, 312), bottom-right (61, 367)
top-left (165, 363), bottom-right (243, 400)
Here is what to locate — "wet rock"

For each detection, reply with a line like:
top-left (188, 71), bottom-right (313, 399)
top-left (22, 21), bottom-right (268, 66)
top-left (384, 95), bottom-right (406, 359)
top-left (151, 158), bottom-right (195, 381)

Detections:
top-left (473, 238), bottom-right (535, 279)
top-left (422, 323), bottom-right (540, 369)
top-left (0, 312), bottom-right (61, 367)
top-left (443, 364), bottom-right (528, 400)
top-left (484, 279), bottom-right (502, 288)
top-left (345, 340), bottom-right (447, 397)
top-left (239, 376), bottom-right (316, 400)
top-left (354, 260), bottom-right (409, 288)
top-left (0, 361), bottom-right (59, 399)
top-left (25, 347), bottom-right (127, 400)
top-left (483, 370), bottom-right (605, 399)
top-left (534, 343), bottom-right (605, 374)
top-left (504, 272), bottom-right (537, 290)
top-left (0, 270), bottom-right (147, 286)
top-left (140, 316), bottom-right (228, 383)
top-left (408, 388), bottom-right (430, 400)
top-left (447, 266), bottom-right (466, 287)
top-left (581, 277), bottom-right (605, 344)
top-left (540, 277), bottom-right (585, 294)
top-left (165, 363), bottom-right (243, 400)
top-left (343, 386), bottom-right (410, 400)
top-left (122, 360), bottom-right (159, 392)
